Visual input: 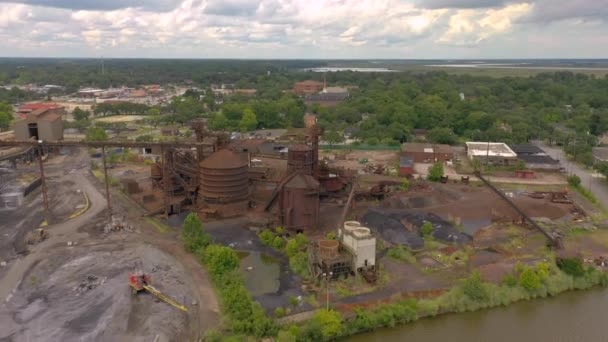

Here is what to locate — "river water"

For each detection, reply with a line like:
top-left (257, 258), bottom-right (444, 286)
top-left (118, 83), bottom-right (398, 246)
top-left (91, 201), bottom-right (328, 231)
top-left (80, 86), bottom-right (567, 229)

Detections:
top-left (348, 288), bottom-right (608, 342)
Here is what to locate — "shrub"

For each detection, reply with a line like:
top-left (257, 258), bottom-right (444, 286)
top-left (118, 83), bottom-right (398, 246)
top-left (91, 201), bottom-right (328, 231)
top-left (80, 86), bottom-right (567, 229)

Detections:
top-left (312, 310), bottom-right (344, 339)
top-left (258, 229), bottom-right (275, 246)
top-left (204, 245), bottom-right (239, 277)
top-left (326, 231), bottom-right (337, 240)
top-left (400, 177), bottom-right (410, 191)
top-left (289, 251), bottom-right (310, 278)
top-left (387, 246), bottom-right (416, 264)
top-left (462, 271), bottom-right (489, 302)
top-left (420, 222), bottom-right (434, 237)
top-left (427, 162), bottom-right (444, 182)
top-left (567, 175), bottom-right (581, 187)
top-left (180, 213), bottom-right (211, 253)
top-left (276, 329), bottom-right (297, 342)
top-left (274, 307), bottom-right (286, 318)
top-left (272, 236), bottom-right (285, 250)
top-left (502, 274), bottom-right (517, 287)
top-left (519, 266), bottom-right (541, 291)
top-left (557, 258), bottom-right (586, 277)
top-left (285, 234), bottom-right (308, 258)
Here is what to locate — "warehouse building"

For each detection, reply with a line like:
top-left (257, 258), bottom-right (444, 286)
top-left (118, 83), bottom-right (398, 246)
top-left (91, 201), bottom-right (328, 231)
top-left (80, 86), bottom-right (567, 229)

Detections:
top-left (401, 143), bottom-right (453, 163)
top-left (465, 142), bottom-right (518, 166)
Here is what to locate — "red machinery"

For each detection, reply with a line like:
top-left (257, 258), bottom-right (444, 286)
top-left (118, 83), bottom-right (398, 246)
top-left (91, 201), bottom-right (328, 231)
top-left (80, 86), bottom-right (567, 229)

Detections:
top-left (128, 271), bottom-right (188, 312)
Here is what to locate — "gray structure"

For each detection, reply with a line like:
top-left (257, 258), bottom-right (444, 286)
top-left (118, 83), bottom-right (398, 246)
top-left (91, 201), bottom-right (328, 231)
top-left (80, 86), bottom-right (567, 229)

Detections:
top-left (13, 108), bottom-right (64, 141)
top-left (510, 144), bottom-right (560, 170)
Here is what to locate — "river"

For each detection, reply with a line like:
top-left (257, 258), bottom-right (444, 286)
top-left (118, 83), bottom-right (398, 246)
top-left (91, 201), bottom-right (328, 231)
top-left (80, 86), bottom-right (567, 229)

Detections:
top-left (347, 288), bottom-right (608, 342)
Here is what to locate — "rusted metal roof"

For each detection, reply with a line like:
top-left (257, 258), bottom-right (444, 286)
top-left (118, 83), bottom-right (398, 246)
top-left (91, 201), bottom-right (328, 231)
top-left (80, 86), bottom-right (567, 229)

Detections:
top-left (285, 173), bottom-right (319, 189)
top-left (200, 149), bottom-right (247, 169)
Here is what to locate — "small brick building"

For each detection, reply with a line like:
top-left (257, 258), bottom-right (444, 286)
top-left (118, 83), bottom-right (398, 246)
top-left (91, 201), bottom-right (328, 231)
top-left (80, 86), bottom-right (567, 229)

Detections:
top-left (402, 143), bottom-right (452, 163)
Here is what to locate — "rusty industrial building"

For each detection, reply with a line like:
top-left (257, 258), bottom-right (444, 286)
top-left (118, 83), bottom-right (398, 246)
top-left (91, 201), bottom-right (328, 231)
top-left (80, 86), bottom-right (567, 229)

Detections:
top-left (13, 107), bottom-right (65, 142)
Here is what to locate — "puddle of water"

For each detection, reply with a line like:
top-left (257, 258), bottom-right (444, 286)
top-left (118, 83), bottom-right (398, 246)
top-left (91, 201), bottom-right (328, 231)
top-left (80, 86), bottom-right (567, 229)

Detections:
top-left (238, 251), bottom-right (280, 296)
top-left (461, 218), bottom-right (492, 235)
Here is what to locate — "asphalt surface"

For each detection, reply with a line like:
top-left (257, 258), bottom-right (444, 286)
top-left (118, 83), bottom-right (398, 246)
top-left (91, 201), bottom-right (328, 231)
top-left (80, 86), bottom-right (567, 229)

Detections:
top-left (533, 140), bottom-right (608, 206)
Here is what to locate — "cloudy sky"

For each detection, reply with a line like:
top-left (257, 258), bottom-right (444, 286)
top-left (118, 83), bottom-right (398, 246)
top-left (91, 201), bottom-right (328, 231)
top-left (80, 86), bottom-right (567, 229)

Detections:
top-left (0, 0), bottom-right (606, 58)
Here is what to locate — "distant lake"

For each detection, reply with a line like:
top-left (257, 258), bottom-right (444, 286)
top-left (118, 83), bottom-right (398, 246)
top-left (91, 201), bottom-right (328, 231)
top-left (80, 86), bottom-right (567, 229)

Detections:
top-left (305, 67), bottom-right (397, 73)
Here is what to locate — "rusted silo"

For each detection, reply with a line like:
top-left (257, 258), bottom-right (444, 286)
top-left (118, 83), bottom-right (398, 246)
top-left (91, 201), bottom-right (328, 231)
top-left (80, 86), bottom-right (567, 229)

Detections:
top-left (281, 173), bottom-right (319, 231)
top-left (200, 149), bottom-right (249, 217)
top-left (287, 144), bottom-right (314, 175)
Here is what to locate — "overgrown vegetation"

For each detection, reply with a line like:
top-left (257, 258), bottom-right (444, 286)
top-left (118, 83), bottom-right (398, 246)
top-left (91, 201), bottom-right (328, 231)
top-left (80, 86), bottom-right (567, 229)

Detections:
top-left (427, 162), bottom-right (444, 182)
top-left (258, 228), bottom-right (311, 279)
top-left (568, 174), bottom-right (599, 205)
top-left (180, 214), bottom-right (276, 338)
top-left (386, 245), bottom-right (416, 264)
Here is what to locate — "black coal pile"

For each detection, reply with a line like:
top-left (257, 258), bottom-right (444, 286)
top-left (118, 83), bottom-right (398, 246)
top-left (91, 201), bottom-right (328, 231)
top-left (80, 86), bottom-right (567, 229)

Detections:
top-left (361, 209), bottom-right (472, 249)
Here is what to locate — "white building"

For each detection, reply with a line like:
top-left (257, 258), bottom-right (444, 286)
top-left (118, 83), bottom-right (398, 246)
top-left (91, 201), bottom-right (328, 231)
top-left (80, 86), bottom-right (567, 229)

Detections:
top-left (340, 221), bottom-right (376, 271)
top-left (465, 142), bottom-right (518, 166)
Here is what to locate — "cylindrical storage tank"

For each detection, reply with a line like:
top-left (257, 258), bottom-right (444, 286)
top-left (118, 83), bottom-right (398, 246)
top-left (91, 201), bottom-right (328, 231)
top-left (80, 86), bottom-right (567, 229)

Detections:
top-left (281, 173), bottom-right (320, 231)
top-left (318, 240), bottom-right (339, 259)
top-left (150, 163), bottom-right (162, 180)
top-left (287, 144), bottom-right (314, 175)
top-left (200, 149), bottom-right (249, 202)
top-left (344, 221), bottom-right (361, 232)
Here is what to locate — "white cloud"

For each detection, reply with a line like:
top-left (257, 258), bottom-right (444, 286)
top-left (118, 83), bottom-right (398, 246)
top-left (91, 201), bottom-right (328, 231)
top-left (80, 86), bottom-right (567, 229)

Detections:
top-left (0, 0), bottom-right (604, 58)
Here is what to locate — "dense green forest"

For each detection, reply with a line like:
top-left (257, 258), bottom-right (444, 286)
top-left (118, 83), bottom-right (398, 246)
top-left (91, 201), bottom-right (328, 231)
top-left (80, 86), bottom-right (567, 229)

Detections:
top-left (2, 59), bottom-right (608, 165)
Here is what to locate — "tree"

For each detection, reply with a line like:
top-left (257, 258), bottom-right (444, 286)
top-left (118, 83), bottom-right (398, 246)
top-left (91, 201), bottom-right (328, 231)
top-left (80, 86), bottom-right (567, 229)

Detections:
top-left (240, 108), bottom-right (258, 132)
top-left (209, 112), bottom-right (230, 131)
top-left (204, 245), bottom-right (239, 277)
top-left (324, 131), bottom-right (344, 146)
top-left (0, 102), bottom-right (12, 131)
top-left (85, 127), bottom-right (108, 141)
top-left (427, 162), bottom-right (444, 182)
top-left (427, 127), bottom-right (458, 145)
top-left (180, 213), bottom-right (211, 252)
top-left (147, 107), bottom-right (162, 128)
top-left (72, 107), bottom-right (90, 121)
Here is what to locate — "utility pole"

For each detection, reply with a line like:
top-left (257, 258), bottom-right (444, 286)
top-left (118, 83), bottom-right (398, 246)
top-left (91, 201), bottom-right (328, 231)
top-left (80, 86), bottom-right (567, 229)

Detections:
top-left (101, 146), bottom-right (112, 221)
top-left (323, 271), bottom-right (333, 310)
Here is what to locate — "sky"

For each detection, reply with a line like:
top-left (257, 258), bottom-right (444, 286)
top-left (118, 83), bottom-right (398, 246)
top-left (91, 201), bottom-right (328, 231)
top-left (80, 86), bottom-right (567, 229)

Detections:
top-left (0, 0), bottom-right (607, 59)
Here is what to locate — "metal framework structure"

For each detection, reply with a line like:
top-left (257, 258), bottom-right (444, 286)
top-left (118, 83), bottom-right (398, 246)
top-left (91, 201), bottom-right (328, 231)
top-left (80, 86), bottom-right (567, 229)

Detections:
top-left (0, 140), bottom-right (215, 220)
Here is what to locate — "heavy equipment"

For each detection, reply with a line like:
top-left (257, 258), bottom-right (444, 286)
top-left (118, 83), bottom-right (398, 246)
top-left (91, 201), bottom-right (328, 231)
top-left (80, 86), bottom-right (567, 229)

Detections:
top-left (128, 271), bottom-right (188, 312)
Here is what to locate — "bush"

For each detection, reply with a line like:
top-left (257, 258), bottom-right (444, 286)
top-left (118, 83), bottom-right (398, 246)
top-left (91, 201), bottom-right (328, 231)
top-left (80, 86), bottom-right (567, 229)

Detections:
top-left (274, 307), bottom-right (286, 318)
top-left (462, 271), bottom-right (489, 302)
top-left (400, 178), bottom-right (410, 191)
top-left (204, 245), bottom-right (239, 277)
top-left (387, 246), bottom-right (416, 264)
top-left (258, 229), bottom-right (275, 246)
top-left (502, 274), bottom-right (517, 287)
top-left (427, 162), bottom-right (444, 182)
top-left (519, 266), bottom-right (541, 291)
top-left (567, 175), bottom-right (581, 187)
top-left (180, 213), bottom-right (211, 253)
top-left (285, 234), bottom-right (308, 258)
top-left (420, 222), bottom-right (434, 237)
top-left (289, 251), bottom-right (310, 278)
top-left (312, 310), bottom-right (344, 339)
top-left (557, 258), bottom-right (586, 277)
top-left (272, 236), bottom-right (285, 250)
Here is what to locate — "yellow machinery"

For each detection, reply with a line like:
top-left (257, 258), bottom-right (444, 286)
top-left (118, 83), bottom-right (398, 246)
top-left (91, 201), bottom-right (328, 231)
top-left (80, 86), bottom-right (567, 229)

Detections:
top-left (129, 272), bottom-right (188, 312)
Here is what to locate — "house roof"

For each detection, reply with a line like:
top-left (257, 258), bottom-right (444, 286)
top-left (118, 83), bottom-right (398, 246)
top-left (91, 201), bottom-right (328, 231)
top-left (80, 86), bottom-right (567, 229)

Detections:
top-left (40, 113), bottom-right (62, 122)
top-left (18, 103), bottom-right (60, 112)
top-left (295, 80), bottom-right (323, 86)
top-left (465, 142), bottom-right (517, 158)
top-left (518, 154), bottom-right (558, 164)
top-left (305, 93), bottom-right (348, 101)
top-left (402, 143), bottom-right (452, 154)
top-left (509, 143), bottom-right (544, 154)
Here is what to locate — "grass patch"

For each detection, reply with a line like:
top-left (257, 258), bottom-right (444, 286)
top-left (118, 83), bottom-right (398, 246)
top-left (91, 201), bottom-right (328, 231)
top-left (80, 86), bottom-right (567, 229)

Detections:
top-left (145, 217), bottom-right (170, 233)
top-left (571, 185), bottom-right (600, 206)
top-left (386, 246), bottom-right (416, 264)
